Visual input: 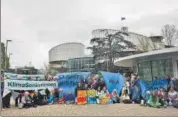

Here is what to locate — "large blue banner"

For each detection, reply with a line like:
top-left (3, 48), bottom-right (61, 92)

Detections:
top-left (100, 71), bottom-right (124, 95)
top-left (57, 72), bottom-right (125, 100)
top-left (134, 78), bottom-right (169, 98)
top-left (138, 80), bottom-right (149, 98)
top-left (149, 78), bottom-right (168, 90)
top-left (58, 72), bottom-right (91, 100)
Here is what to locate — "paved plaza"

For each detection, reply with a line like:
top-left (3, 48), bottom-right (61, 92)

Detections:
top-left (1, 104), bottom-right (178, 116)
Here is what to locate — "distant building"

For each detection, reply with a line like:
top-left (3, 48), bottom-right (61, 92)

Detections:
top-left (49, 42), bottom-right (85, 72)
top-left (114, 47), bottom-right (178, 81)
top-left (14, 66), bottom-right (39, 75)
top-left (67, 55), bottom-right (94, 72)
top-left (49, 42), bottom-right (94, 72)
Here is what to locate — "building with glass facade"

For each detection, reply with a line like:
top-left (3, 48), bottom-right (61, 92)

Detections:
top-left (114, 47), bottom-right (178, 81)
top-left (67, 56), bottom-right (95, 72)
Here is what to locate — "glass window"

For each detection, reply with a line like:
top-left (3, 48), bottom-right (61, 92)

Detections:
top-left (138, 61), bottom-right (152, 81)
top-left (151, 60), bottom-right (159, 78)
top-left (138, 58), bottom-right (172, 81)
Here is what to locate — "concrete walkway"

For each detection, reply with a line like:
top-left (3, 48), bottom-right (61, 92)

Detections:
top-left (1, 104), bottom-right (178, 116)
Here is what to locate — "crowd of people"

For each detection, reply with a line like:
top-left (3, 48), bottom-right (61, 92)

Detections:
top-left (124, 72), bottom-right (178, 108)
top-left (1, 72), bottom-right (178, 110)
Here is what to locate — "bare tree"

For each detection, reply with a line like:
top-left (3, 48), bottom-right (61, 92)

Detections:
top-left (162, 24), bottom-right (178, 46)
top-left (43, 62), bottom-right (51, 75)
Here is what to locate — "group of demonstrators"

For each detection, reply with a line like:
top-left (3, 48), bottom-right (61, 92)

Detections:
top-left (1, 71), bottom-right (178, 110)
top-left (143, 78), bottom-right (178, 108)
top-left (124, 72), bottom-right (178, 108)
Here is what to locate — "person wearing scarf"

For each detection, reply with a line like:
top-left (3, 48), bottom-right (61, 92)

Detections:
top-left (111, 89), bottom-right (120, 103)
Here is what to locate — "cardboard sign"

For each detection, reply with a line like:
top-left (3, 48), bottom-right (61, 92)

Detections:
top-left (100, 94), bottom-right (111, 104)
top-left (77, 97), bottom-right (87, 105)
top-left (77, 90), bottom-right (87, 104)
top-left (87, 90), bottom-right (96, 97)
top-left (77, 90), bottom-right (87, 97)
top-left (100, 97), bottom-right (110, 104)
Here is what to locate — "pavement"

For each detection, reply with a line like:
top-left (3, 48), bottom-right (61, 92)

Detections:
top-left (1, 104), bottom-right (178, 116)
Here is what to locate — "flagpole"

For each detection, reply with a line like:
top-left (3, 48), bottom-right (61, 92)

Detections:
top-left (121, 17), bottom-right (126, 31)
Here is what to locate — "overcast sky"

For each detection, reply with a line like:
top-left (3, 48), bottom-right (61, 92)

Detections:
top-left (1, 0), bottom-right (178, 69)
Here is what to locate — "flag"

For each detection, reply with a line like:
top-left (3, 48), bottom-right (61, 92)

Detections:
top-left (121, 17), bottom-right (126, 20)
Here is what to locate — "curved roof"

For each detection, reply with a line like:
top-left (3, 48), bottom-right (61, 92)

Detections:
top-left (49, 42), bottom-right (85, 52)
top-left (114, 47), bottom-right (178, 67)
top-left (92, 29), bottom-right (149, 39)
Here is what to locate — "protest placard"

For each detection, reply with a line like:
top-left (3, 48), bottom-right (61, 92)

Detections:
top-left (77, 90), bottom-right (87, 104)
top-left (77, 90), bottom-right (87, 97)
top-left (87, 90), bottom-right (96, 97)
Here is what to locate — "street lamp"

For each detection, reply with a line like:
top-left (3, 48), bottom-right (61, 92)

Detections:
top-left (5, 40), bottom-right (12, 70)
top-left (9, 53), bottom-right (13, 69)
